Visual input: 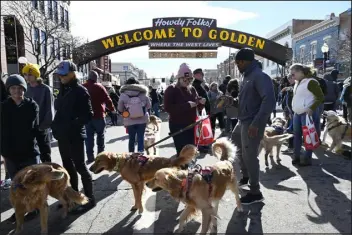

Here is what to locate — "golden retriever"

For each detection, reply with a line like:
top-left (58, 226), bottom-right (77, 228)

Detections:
top-left (89, 149), bottom-right (196, 214)
top-left (260, 117), bottom-right (293, 167)
top-left (146, 137), bottom-right (243, 234)
top-left (322, 110), bottom-right (351, 153)
top-left (10, 162), bottom-right (89, 234)
top-left (144, 115), bottom-right (162, 155)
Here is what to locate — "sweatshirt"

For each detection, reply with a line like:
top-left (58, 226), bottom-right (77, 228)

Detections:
top-left (25, 82), bottom-right (54, 130)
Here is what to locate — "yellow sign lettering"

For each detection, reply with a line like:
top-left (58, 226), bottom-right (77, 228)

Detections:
top-left (133, 31), bottom-right (142, 42)
top-left (124, 33), bottom-right (133, 44)
top-left (192, 28), bottom-right (202, 38)
top-left (143, 30), bottom-right (153, 40)
top-left (248, 36), bottom-right (256, 47)
top-left (229, 32), bottom-right (237, 43)
top-left (101, 38), bottom-right (114, 49)
top-left (238, 34), bottom-right (247, 44)
top-left (115, 35), bottom-right (124, 46)
top-left (256, 39), bottom-right (265, 49)
top-left (182, 28), bottom-right (192, 37)
top-left (168, 28), bottom-right (176, 38)
top-left (208, 29), bottom-right (217, 40)
top-left (154, 29), bottom-right (167, 40)
top-left (219, 30), bottom-right (229, 41)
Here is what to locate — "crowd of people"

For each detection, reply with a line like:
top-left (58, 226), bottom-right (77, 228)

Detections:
top-left (0, 47), bottom-right (351, 222)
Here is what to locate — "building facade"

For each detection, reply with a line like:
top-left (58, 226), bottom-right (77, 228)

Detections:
top-left (292, 14), bottom-right (340, 75)
top-left (262, 19), bottom-right (323, 77)
top-left (203, 69), bottom-right (219, 84)
top-left (111, 62), bottom-right (139, 85)
top-left (1, 1), bottom-right (72, 87)
top-left (338, 8), bottom-right (351, 77)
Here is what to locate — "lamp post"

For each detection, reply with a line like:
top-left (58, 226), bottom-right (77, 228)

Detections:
top-left (321, 42), bottom-right (329, 74)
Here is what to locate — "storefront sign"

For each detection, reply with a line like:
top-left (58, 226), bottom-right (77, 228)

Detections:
top-left (73, 17), bottom-right (292, 66)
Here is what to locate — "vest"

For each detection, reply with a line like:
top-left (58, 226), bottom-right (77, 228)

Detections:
top-left (292, 78), bottom-right (317, 115)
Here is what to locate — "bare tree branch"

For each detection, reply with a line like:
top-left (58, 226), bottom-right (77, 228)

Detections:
top-left (1, 1), bottom-right (90, 82)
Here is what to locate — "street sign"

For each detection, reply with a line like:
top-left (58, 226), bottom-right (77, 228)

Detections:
top-left (149, 51), bottom-right (217, 59)
top-left (122, 65), bottom-right (129, 71)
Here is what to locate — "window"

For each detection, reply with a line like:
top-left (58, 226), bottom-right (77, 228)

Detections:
top-left (48, 0), bottom-right (53, 20)
top-left (64, 10), bottom-right (69, 30)
top-left (62, 45), bottom-right (67, 58)
top-left (41, 30), bottom-right (47, 58)
top-left (34, 28), bottom-right (40, 53)
top-left (32, 0), bottom-right (38, 9)
top-left (310, 43), bottom-right (317, 61)
top-left (39, 1), bottom-right (45, 15)
top-left (300, 47), bottom-right (305, 64)
top-left (53, 0), bottom-right (58, 23)
top-left (60, 6), bottom-right (64, 26)
top-left (55, 39), bottom-right (60, 60)
top-left (67, 45), bottom-right (71, 58)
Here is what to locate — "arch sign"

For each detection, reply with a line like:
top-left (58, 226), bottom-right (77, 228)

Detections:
top-left (73, 17), bottom-right (292, 66)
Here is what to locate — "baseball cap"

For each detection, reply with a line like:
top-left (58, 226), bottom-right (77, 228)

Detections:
top-left (55, 60), bottom-right (77, 76)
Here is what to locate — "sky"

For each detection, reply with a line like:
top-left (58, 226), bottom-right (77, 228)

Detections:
top-left (70, 1), bottom-right (351, 78)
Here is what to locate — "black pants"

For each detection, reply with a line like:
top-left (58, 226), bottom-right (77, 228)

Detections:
top-left (58, 138), bottom-right (94, 199)
top-left (210, 112), bottom-right (225, 132)
top-left (322, 103), bottom-right (336, 129)
top-left (288, 137), bottom-right (294, 149)
top-left (36, 128), bottom-right (52, 162)
top-left (231, 118), bottom-right (238, 131)
top-left (343, 104), bottom-right (348, 120)
top-left (169, 122), bottom-right (195, 157)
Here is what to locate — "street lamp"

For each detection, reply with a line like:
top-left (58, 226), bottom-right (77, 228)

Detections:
top-left (321, 42), bottom-right (329, 74)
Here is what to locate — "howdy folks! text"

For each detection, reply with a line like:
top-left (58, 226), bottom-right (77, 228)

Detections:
top-left (154, 18), bottom-right (215, 28)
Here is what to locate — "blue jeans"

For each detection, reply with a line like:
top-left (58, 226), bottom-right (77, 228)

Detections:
top-left (5, 156), bottom-right (40, 179)
top-left (127, 123), bottom-right (146, 152)
top-left (293, 109), bottom-right (321, 161)
top-left (152, 102), bottom-right (160, 117)
top-left (85, 118), bottom-right (106, 161)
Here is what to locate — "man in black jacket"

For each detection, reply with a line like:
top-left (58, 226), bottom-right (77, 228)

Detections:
top-left (51, 60), bottom-right (95, 214)
top-left (192, 68), bottom-right (210, 114)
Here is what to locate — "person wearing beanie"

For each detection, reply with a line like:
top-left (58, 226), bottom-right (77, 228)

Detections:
top-left (117, 76), bottom-right (151, 153)
top-left (1, 74), bottom-right (44, 222)
top-left (82, 70), bottom-right (116, 163)
top-left (163, 63), bottom-right (206, 161)
top-left (23, 63), bottom-right (54, 163)
top-left (51, 60), bottom-right (96, 214)
top-left (192, 68), bottom-right (210, 114)
top-left (231, 47), bottom-right (276, 205)
top-left (219, 75), bottom-right (231, 94)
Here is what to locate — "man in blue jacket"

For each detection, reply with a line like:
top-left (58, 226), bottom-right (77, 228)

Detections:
top-left (231, 48), bottom-right (276, 205)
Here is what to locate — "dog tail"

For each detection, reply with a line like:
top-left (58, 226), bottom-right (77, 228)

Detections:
top-left (64, 187), bottom-right (89, 205)
top-left (172, 145), bottom-right (198, 166)
top-left (264, 133), bottom-right (293, 143)
top-left (212, 137), bottom-right (236, 163)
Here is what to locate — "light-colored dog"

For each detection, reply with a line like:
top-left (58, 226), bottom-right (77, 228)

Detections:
top-left (89, 149), bottom-right (195, 214)
top-left (144, 115), bottom-right (162, 155)
top-left (322, 110), bottom-right (351, 154)
top-left (146, 137), bottom-right (243, 234)
top-left (260, 117), bottom-right (293, 167)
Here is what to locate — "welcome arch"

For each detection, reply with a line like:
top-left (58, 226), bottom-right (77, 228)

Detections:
top-left (73, 17), bottom-right (292, 66)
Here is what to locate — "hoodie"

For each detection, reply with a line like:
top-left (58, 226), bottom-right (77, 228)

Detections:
top-left (118, 84), bottom-right (151, 126)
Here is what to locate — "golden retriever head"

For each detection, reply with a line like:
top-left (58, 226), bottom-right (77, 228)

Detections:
top-left (146, 168), bottom-right (186, 193)
top-left (89, 152), bottom-right (118, 174)
top-left (20, 164), bottom-right (65, 188)
top-left (271, 117), bottom-right (286, 128)
top-left (323, 110), bottom-right (341, 124)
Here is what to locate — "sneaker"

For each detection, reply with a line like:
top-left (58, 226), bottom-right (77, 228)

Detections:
top-left (238, 177), bottom-right (249, 187)
top-left (240, 192), bottom-right (264, 205)
top-left (1, 179), bottom-right (11, 189)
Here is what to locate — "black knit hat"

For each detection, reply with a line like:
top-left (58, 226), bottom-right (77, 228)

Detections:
top-left (235, 48), bottom-right (255, 61)
top-left (5, 74), bottom-right (27, 92)
top-left (193, 68), bottom-right (203, 75)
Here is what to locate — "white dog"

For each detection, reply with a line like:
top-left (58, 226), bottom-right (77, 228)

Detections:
top-left (322, 110), bottom-right (351, 154)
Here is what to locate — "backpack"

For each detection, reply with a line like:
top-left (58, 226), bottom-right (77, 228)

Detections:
top-left (125, 94), bottom-right (145, 119)
top-left (317, 78), bottom-right (327, 96)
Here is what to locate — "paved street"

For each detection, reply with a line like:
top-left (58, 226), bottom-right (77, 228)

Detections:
top-left (0, 111), bottom-right (351, 234)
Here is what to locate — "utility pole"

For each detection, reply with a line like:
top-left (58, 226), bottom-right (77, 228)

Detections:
top-left (228, 47), bottom-right (231, 76)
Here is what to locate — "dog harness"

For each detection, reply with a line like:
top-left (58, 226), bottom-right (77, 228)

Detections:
top-left (130, 153), bottom-right (149, 166)
top-left (181, 164), bottom-right (214, 199)
top-left (328, 122), bottom-right (350, 139)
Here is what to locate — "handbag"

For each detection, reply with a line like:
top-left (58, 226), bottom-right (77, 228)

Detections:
top-left (302, 114), bottom-right (320, 150)
top-left (194, 109), bottom-right (214, 146)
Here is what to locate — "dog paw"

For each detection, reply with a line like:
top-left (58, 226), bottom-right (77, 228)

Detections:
top-left (138, 207), bottom-right (144, 214)
top-left (265, 161), bottom-right (269, 167)
top-left (130, 205), bottom-right (138, 211)
top-left (277, 158), bottom-right (281, 162)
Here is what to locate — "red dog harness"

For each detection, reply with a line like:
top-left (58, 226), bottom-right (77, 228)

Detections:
top-left (181, 164), bottom-right (214, 199)
top-left (129, 153), bottom-right (149, 166)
